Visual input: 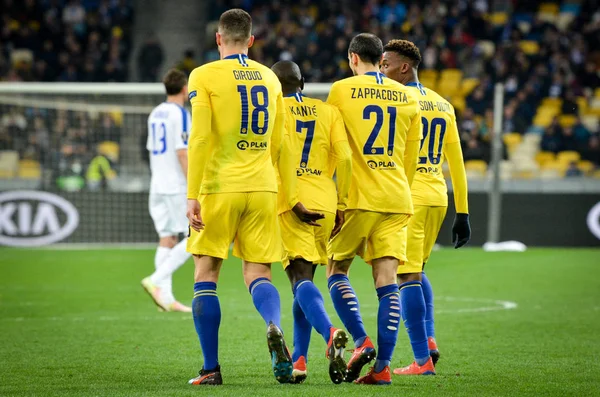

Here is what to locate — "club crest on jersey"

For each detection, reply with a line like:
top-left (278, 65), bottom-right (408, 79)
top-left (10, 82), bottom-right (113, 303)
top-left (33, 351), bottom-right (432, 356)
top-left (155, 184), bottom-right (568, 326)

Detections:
top-left (237, 140), bottom-right (267, 151)
top-left (367, 160), bottom-right (396, 170)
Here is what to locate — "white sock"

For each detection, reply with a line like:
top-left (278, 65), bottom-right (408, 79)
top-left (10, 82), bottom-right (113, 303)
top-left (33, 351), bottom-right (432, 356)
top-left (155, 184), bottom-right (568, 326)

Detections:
top-left (150, 238), bottom-right (191, 290)
top-left (154, 246), bottom-right (171, 270)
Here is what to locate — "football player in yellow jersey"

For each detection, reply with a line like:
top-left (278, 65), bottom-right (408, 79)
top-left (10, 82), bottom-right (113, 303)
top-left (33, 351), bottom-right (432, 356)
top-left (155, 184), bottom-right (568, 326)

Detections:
top-left (325, 33), bottom-right (422, 385)
top-left (271, 60), bottom-right (353, 385)
top-left (184, 9), bottom-right (323, 386)
top-left (381, 39), bottom-right (471, 376)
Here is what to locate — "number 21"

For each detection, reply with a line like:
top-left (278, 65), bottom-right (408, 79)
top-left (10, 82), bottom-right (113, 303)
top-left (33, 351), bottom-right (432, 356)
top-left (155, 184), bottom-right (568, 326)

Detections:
top-left (362, 105), bottom-right (397, 156)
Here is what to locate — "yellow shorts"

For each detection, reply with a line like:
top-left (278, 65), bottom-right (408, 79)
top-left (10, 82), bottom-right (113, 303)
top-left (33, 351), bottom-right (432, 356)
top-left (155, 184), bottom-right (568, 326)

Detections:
top-left (328, 210), bottom-right (411, 264)
top-left (279, 210), bottom-right (335, 268)
top-left (187, 192), bottom-right (281, 263)
top-left (398, 205), bottom-right (447, 274)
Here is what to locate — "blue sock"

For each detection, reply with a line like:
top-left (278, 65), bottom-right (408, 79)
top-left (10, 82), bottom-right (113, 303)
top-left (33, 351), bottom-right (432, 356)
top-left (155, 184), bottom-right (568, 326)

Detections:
top-left (400, 281), bottom-right (429, 365)
top-left (249, 277), bottom-right (281, 328)
top-left (193, 282), bottom-right (221, 370)
top-left (294, 279), bottom-right (333, 343)
top-left (374, 284), bottom-right (400, 372)
top-left (328, 274), bottom-right (367, 348)
top-left (292, 297), bottom-right (312, 362)
top-left (421, 272), bottom-right (436, 340)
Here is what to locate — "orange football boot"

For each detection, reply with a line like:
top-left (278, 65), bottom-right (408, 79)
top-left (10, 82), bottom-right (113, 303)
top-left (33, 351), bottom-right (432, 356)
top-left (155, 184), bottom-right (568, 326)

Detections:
top-left (188, 366), bottom-right (223, 385)
top-left (290, 356), bottom-right (307, 384)
top-left (345, 336), bottom-right (376, 382)
top-left (393, 357), bottom-right (436, 376)
top-left (428, 337), bottom-right (440, 365)
top-left (355, 365), bottom-right (392, 385)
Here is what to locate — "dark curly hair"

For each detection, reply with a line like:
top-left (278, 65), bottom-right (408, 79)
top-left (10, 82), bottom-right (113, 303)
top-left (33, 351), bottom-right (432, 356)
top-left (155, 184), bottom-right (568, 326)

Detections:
top-left (383, 39), bottom-right (422, 67)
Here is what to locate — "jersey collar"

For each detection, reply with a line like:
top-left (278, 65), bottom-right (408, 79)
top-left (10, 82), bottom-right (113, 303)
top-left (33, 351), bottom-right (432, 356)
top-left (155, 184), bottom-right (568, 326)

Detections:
top-left (406, 81), bottom-right (426, 95)
top-left (284, 92), bottom-right (304, 102)
top-left (365, 71), bottom-right (385, 84)
top-left (223, 53), bottom-right (249, 66)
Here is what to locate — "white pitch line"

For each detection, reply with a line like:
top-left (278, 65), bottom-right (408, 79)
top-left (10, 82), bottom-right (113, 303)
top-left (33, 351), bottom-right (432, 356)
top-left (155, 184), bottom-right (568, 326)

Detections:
top-left (0, 296), bottom-right (517, 322)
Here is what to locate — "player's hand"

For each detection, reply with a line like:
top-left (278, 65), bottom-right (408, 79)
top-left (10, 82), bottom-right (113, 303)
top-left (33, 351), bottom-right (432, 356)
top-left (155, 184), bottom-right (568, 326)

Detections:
top-left (452, 213), bottom-right (471, 249)
top-left (330, 210), bottom-right (345, 238)
top-left (187, 199), bottom-right (205, 231)
top-left (292, 202), bottom-right (325, 227)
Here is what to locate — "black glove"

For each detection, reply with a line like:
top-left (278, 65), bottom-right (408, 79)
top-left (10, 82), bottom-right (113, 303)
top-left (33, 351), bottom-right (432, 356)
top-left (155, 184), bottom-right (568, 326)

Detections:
top-left (452, 213), bottom-right (471, 249)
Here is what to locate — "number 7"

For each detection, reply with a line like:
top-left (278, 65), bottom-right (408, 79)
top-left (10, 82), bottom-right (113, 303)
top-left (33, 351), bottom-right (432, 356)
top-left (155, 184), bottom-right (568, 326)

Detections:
top-left (296, 120), bottom-right (316, 168)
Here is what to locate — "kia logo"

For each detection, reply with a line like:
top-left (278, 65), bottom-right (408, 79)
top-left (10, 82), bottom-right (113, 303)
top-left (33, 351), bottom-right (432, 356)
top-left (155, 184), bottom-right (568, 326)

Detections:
top-left (0, 191), bottom-right (79, 247)
top-left (587, 202), bottom-right (600, 240)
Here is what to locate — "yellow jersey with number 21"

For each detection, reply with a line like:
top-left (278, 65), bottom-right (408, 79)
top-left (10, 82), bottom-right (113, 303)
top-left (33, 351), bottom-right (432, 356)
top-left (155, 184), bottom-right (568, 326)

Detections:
top-left (326, 71), bottom-right (422, 215)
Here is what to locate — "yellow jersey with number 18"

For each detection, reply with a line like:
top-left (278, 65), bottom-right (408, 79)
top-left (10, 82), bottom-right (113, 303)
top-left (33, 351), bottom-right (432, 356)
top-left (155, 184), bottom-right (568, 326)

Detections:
top-left (406, 82), bottom-right (460, 207)
top-left (326, 71), bottom-right (422, 214)
top-left (186, 53), bottom-right (287, 198)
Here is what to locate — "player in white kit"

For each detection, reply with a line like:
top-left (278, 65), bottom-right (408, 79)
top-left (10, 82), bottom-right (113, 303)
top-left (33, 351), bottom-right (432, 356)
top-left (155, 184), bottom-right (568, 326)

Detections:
top-left (141, 69), bottom-right (192, 312)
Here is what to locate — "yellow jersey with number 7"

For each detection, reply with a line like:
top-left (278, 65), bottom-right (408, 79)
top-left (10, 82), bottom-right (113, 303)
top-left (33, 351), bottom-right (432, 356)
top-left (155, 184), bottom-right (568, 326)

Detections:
top-left (326, 71), bottom-right (422, 214)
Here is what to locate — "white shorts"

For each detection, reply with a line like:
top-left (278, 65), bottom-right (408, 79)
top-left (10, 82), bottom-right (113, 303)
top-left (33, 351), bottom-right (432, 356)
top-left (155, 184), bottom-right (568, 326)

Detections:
top-left (149, 193), bottom-right (188, 238)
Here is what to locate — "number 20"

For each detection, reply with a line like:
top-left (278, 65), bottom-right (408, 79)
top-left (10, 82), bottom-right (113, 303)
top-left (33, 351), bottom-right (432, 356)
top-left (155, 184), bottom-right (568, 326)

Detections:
top-left (419, 117), bottom-right (447, 164)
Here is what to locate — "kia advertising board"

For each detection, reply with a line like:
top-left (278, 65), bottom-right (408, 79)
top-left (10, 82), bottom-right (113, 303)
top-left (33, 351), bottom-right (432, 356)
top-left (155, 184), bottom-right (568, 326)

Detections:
top-left (0, 191), bottom-right (79, 247)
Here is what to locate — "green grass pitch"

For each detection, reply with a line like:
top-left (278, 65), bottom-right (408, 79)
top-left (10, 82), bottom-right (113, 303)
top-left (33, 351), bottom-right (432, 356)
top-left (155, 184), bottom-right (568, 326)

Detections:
top-left (1, 247), bottom-right (599, 396)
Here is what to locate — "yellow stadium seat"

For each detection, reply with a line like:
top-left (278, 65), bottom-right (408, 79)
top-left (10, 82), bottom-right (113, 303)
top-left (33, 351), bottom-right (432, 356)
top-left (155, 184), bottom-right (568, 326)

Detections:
top-left (581, 115), bottom-right (598, 131)
top-left (450, 96), bottom-right (466, 113)
top-left (577, 97), bottom-right (588, 114)
top-left (98, 141), bottom-right (120, 160)
top-left (419, 76), bottom-right (436, 91)
top-left (533, 114), bottom-right (554, 128)
top-left (465, 160), bottom-right (488, 175)
top-left (556, 151), bottom-right (581, 164)
top-left (489, 12), bottom-right (508, 25)
top-left (461, 78), bottom-right (480, 96)
top-left (558, 114), bottom-right (578, 128)
top-left (18, 159), bottom-right (41, 179)
top-left (514, 170), bottom-right (536, 179)
top-left (503, 132), bottom-right (522, 147)
top-left (592, 169), bottom-right (600, 179)
top-left (595, 87), bottom-right (600, 98)
top-left (419, 69), bottom-right (438, 82)
top-left (109, 110), bottom-right (123, 127)
top-left (578, 160), bottom-right (595, 174)
top-left (539, 3), bottom-right (559, 14)
top-left (440, 69), bottom-right (463, 83)
top-left (519, 40), bottom-right (540, 55)
top-left (0, 151), bottom-right (19, 178)
top-left (535, 151), bottom-right (556, 166)
top-left (541, 97), bottom-right (562, 110)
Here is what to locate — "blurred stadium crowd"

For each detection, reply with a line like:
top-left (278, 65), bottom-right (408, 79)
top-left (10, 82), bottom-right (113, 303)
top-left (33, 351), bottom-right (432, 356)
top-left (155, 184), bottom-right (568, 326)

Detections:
top-left (1, 0), bottom-right (599, 185)
top-left (0, 0), bottom-right (134, 82)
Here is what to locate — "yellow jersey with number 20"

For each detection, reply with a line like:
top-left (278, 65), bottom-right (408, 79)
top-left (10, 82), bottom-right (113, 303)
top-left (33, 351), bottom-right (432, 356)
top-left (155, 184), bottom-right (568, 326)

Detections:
top-left (327, 72), bottom-right (422, 214)
top-left (406, 82), bottom-right (460, 208)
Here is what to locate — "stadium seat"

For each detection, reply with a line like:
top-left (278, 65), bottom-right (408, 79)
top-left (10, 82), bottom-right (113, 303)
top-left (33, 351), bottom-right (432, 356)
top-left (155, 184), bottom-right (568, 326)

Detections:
top-left (98, 141), bottom-right (120, 160)
top-left (0, 151), bottom-right (19, 178)
top-left (519, 40), bottom-right (540, 55)
top-left (489, 12), bottom-right (508, 25)
top-left (539, 3), bottom-right (559, 14)
top-left (18, 159), bottom-right (41, 179)
top-left (541, 97), bottom-right (562, 110)
top-left (577, 97), bottom-right (588, 114)
top-left (595, 87), bottom-right (600, 98)
top-left (419, 76), bottom-right (437, 91)
top-left (535, 151), bottom-right (556, 167)
top-left (465, 160), bottom-right (487, 178)
top-left (588, 98), bottom-right (600, 116)
top-left (450, 95), bottom-right (466, 113)
top-left (578, 160), bottom-right (595, 174)
top-left (419, 69), bottom-right (438, 82)
top-left (503, 132), bottom-right (522, 149)
top-left (460, 78), bottom-right (480, 96)
top-left (592, 169), bottom-right (600, 179)
top-left (558, 114), bottom-right (578, 128)
top-left (440, 69), bottom-right (463, 82)
top-left (556, 151), bottom-right (581, 165)
top-left (539, 168), bottom-right (562, 179)
top-left (109, 110), bottom-right (123, 127)
top-left (557, 13), bottom-right (576, 31)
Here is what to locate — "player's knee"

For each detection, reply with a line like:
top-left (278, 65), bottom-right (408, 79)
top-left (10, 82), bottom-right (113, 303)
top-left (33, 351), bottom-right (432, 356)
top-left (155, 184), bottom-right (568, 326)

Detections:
top-left (286, 258), bottom-right (315, 285)
top-left (397, 272), bottom-right (423, 284)
top-left (327, 258), bottom-right (351, 278)
top-left (372, 256), bottom-right (400, 287)
top-left (193, 255), bottom-right (222, 283)
top-left (159, 236), bottom-right (177, 248)
top-left (242, 261), bottom-right (272, 288)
